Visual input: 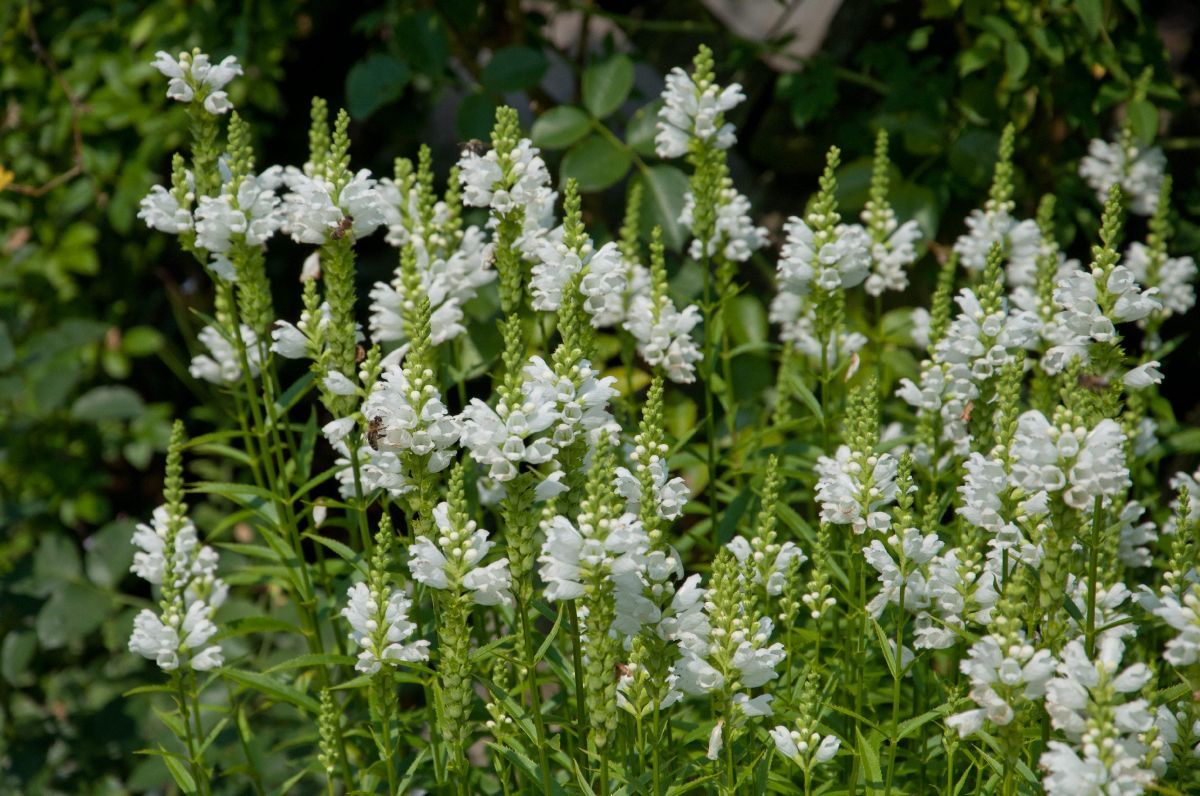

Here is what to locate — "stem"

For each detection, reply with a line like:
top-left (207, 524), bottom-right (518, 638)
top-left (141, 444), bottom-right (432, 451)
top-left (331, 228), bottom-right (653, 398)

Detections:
top-left (1085, 496), bottom-right (1103, 658)
top-left (517, 595), bottom-right (553, 795)
top-left (568, 601), bottom-right (588, 766)
top-left (175, 671), bottom-right (205, 794)
top-left (885, 580), bottom-right (906, 795)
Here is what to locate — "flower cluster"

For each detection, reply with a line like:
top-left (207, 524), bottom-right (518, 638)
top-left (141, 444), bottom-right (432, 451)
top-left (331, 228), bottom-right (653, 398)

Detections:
top-left (151, 49), bottom-right (242, 114)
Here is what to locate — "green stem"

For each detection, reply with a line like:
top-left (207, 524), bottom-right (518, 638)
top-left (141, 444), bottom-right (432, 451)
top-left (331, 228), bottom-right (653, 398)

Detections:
top-left (1085, 496), bottom-right (1104, 658)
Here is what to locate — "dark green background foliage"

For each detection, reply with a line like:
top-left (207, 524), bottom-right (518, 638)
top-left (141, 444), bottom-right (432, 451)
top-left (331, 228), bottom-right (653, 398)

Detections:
top-left (2, 0), bottom-right (1198, 790)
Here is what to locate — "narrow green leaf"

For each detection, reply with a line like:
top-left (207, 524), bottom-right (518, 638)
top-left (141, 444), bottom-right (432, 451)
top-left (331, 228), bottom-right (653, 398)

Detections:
top-left (856, 729), bottom-right (885, 796)
top-left (221, 668), bottom-right (320, 715)
top-left (161, 750), bottom-right (198, 794)
top-left (265, 653), bottom-right (356, 673)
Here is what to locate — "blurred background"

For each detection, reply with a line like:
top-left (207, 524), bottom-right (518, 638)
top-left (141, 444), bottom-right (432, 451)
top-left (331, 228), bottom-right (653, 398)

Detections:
top-left (2, 0), bottom-right (1198, 790)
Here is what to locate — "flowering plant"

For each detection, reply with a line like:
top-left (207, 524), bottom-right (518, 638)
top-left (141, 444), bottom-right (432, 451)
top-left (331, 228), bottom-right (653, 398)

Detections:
top-left (119, 43), bottom-right (1200, 796)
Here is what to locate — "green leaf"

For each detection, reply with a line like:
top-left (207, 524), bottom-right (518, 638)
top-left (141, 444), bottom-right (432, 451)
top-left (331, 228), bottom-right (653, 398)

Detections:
top-left (1, 631), bottom-right (36, 686)
top-left (560, 134), bottom-right (631, 192)
top-left (34, 532), bottom-right (82, 586)
top-left (626, 100), bottom-right (662, 158)
top-left (482, 46), bottom-right (548, 93)
top-left (221, 668), bottom-right (320, 714)
top-left (0, 321), bottom-right (14, 369)
top-left (457, 91), bottom-right (497, 141)
top-left (1076, 0), bottom-right (1103, 38)
top-left (531, 106), bottom-right (592, 150)
top-left (635, 164), bottom-right (689, 251)
top-left (1127, 99), bottom-right (1158, 147)
top-left (582, 54), bottom-right (635, 118)
top-left (215, 615), bottom-right (305, 641)
top-left (345, 54), bottom-right (412, 120)
top-left (265, 653), bottom-right (356, 673)
top-left (85, 519), bottom-right (137, 588)
top-left (1004, 40), bottom-right (1029, 84)
top-left (161, 749), bottom-right (197, 794)
top-left (122, 326), bottom-right (164, 357)
top-left (856, 729), bottom-right (885, 796)
top-left (36, 582), bottom-right (111, 648)
top-left (71, 385), bottom-right (145, 421)
top-left (303, 531), bottom-right (368, 575)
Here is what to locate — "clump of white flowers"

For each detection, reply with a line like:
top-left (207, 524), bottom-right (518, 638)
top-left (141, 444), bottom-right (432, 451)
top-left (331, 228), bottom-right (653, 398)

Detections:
top-left (151, 49), bottom-right (243, 114)
top-left (1080, 137), bottom-right (1165, 217)
top-left (655, 45), bottom-right (745, 159)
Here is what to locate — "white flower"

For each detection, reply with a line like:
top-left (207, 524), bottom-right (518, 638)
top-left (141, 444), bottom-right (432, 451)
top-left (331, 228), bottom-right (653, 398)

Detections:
top-left (189, 324), bottom-right (261, 384)
top-left (614, 460), bottom-right (690, 522)
top-left (193, 167), bottom-right (283, 253)
top-left (1079, 138), bottom-right (1166, 216)
top-left (362, 364), bottom-right (461, 472)
top-left (770, 724), bottom-right (841, 769)
top-left (814, 445), bottom-right (899, 534)
top-left (530, 234), bottom-right (626, 324)
top-left (459, 138), bottom-right (555, 221)
top-left (138, 185), bottom-right (193, 235)
top-left (1152, 587), bottom-right (1200, 666)
top-left (1123, 360), bottom-right (1163, 389)
top-left (624, 293), bottom-right (703, 384)
top-left (680, 186), bottom-right (767, 263)
top-left (862, 528), bottom-right (942, 619)
top-left (341, 581), bottom-right (429, 675)
top-left (128, 503), bottom-right (226, 672)
top-left (151, 50), bottom-right (242, 114)
top-left (1116, 501), bottom-right (1157, 569)
top-left (727, 534), bottom-right (806, 598)
top-left (1123, 241), bottom-right (1196, 320)
top-left (863, 217), bottom-right (922, 296)
top-left (408, 502), bottom-right (512, 607)
top-left (280, 168), bottom-right (389, 243)
top-left (655, 67), bottom-right (744, 158)
top-left (947, 632), bottom-right (1055, 737)
top-left (1009, 411), bottom-right (1130, 510)
top-left (952, 208), bottom-right (1040, 284)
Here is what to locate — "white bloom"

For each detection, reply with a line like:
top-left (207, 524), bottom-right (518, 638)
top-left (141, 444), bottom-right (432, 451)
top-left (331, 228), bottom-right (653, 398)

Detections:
top-left (655, 67), bottom-right (744, 158)
top-left (459, 138), bottom-right (555, 221)
top-left (862, 528), bottom-right (942, 619)
top-left (1009, 411), bottom-right (1130, 510)
top-left (624, 293), bottom-right (703, 384)
top-left (138, 185), bottom-right (193, 235)
top-left (614, 460), bottom-right (690, 522)
top-left (362, 364), bottom-right (461, 472)
top-left (1079, 138), bottom-right (1166, 216)
top-left (814, 445), bottom-right (899, 534)
top-left (1152, 587), bottom-right (1200, 667)
top-left (1123, 241), bottom-right (1196, 320)
top-left (771, 723), bottom-right (841, 769)
top-left (727, 534), bottom-right (806, 598)
top-left (863, 217), bottom-right (922, 296)
top-left (189, 324), bottom-right (261, 384)
top-left (1123, 360), bottom-right (1163, 389)
top-left (680, 186), bottom-right (767, 263)
top-left (947, 632), bottom-right (1055, 737)
top-left (341, 581), bottom-right (429, 675)
top-left (280, 168), bottom-right (389, 243)
top-left (151, 50), bottom-right (242, 114)
top-left (952, 209), bottom-right (1040, 284)
top-left (408, 502), bottom-right (512, 607)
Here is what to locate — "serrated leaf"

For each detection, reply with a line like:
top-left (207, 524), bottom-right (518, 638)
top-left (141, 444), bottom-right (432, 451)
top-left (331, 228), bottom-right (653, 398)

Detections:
top-left (531, 106), bottom-right (591, 150)
top-left (856, 729), bottom-right (885, 796)
top-left (482, 46), bottom-right (547, 93)
top-left (345, 54), bottom-right (411, 120)
top-left (560, 133), bottom-right (631, 192)
top-left (265, 653), bottom-right (356, 673)
top-left (582, 54), bottom-right (634, 118)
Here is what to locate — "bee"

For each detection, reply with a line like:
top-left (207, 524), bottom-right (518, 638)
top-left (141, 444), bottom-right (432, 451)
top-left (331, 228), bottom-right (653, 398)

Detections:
top-left (460, 139), bottom-right (489, 156)
top-left (1078, 373), bottom-right (1109, 392)
top-left (482, 244), bottom-right (496, 269)
top-left (331, 215), bottom-right (354, 240)
top-left (366, 416), bottom-right (386, 450)
top-left (614, 663), bottom-right (630, 682)
top-left (959, 400), bottom-right (974, 423)
top-left (355, 344), bottom-right (366, 364)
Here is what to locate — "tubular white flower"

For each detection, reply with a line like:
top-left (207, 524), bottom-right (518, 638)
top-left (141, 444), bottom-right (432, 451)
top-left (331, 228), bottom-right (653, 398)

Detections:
top-left (1009, 411), bottom-right (1130, 511)
top-left (655, 67), bottom-right (745, 158)
top-left (814, 445), bottom-right (899, 535)
top-left (138, 185), bottom-right (193, 235)
top-left (151, 50), bottom-right (243, 114)
top-left (862, 216), bottom-right (922, 296)
top-left (952, 208), bottom-right (1040, 284)
top-left (189, 324), bottom-right (261, 385)
top-left (1079, 138), bottom-right (1166, 216)
top-left (862, 528), bottom-right (942, 620)
top-left (280, 168), bottom-right (389, 244)
top-left (362, 363), bottom-right (461, 472)
top-left (458, 138), bottom-right (555, 220)
top-left (1123, 241), bottom-right (1196, 320)
top-left (679, 186), bottom-right (767, 263)
top-left (947, 632), bottom-right (1055, 737)
top-left (341, 581), bottom-right (429, 675)
top-left (624, 293), bottom-right (703, 384)
top-left (408, 502), bottom-right (513, 607)
top-left (1152, 586), bottom-right (1200, 666)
